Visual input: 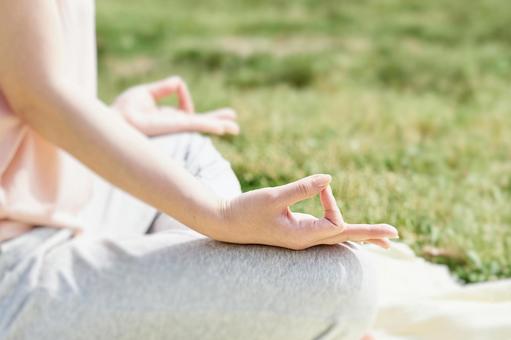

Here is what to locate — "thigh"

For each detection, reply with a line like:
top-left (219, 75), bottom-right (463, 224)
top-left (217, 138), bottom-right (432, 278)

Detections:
top-left (4, 230), bottom-right (378, 340)
top-left (150, 132), bottom-right (241, 199)
top-left (149, 133), bottom-right (242, 233)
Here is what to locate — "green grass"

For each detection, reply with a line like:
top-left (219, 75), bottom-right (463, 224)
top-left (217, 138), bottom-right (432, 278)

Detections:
top-left (96, 0), bottom-right (511, 283)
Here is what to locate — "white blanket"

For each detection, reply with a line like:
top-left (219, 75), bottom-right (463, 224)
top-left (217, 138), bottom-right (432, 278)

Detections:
top-left (366, 243), bottom-right (511, 340)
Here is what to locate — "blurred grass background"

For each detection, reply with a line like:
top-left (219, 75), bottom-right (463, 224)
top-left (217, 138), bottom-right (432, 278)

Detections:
top-left (96, 0), bottom-right (511, 283)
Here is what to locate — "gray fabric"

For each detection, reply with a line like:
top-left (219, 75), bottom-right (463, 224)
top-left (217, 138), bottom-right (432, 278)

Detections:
top-left (0, 133), bottom-right (379, 340)
top-left (0, 228), bottom-right (377, 340)
top-left (148, 133), bottom-right (242, 234)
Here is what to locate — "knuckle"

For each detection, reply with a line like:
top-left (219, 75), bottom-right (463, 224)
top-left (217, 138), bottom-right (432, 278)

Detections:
top-left (260, 188), bottom-right (279, 203)
top-left (296, 182), bottom-right (310, 197)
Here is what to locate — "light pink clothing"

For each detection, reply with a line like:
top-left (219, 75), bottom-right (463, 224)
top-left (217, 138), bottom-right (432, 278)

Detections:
top-left (0, 0), bottom-right (97, 241)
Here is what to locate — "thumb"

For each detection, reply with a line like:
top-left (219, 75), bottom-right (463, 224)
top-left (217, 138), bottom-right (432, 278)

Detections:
top-left (275, 174), bottom-right (332, 206)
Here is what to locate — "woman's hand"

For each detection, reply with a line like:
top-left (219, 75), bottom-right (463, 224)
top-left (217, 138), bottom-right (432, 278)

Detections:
top-left (112, 76), bottom-right (240, 136)
top-left (217, 174), bottom-right (398, 250)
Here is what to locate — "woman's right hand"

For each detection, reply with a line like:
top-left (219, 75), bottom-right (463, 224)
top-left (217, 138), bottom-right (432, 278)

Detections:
top-left (216, 174), bottom-right (398, 250)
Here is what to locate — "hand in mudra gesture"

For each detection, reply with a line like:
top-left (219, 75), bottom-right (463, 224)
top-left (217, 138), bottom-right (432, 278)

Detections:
top-left (113, 77), bottom-right (397, 250)
top-left (219, 174), bottom-right (398, 250)
top-left (112, 76), bottom-right (239, 136)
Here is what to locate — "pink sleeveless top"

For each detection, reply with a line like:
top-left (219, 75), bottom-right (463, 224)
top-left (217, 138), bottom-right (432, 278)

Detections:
top-left (0, 0), bottom-right (97, 241)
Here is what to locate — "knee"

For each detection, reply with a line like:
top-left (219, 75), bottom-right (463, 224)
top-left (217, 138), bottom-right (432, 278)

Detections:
top-left (148, 132), bottom-right (222, 170)
top-left (150, 133), bottom-right (241, 198)
top-left (149, 132), bottom-right (202, 161)
top-left (272, 243), bottom-right (379, 339)
top-left (173, 239), bottom-right (378, 339)
top-left (324, 243), bottom-right (379, 339)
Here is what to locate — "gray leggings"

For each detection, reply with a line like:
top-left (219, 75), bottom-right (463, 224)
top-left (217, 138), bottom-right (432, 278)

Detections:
top-left (0, 133), bottom-right (378, 340)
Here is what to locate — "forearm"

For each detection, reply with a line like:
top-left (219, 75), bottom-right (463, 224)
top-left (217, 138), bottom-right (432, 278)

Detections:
top-left (19, 81), bottom-right (226, 237)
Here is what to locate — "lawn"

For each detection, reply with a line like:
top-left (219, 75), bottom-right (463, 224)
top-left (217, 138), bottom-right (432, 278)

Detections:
top-left (96, 0), bottom-right (511, 283)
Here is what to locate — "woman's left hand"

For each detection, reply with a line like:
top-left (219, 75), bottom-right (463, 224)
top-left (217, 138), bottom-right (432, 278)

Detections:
top-left (112, 76), bottom-right (240, 136)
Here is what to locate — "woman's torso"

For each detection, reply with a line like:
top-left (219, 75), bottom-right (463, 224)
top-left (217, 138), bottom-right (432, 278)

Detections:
top-left (0, 0), bottom-right (97, 241)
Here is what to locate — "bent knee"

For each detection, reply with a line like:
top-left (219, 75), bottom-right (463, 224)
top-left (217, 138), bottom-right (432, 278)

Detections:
top-left (161, 239), bottom-right (379, 339)
top-left (192, 240), bottom-right (378, 339)
top-left (150, 133), bottom-right (241, 198)
top-left (322, 243), bottom-right (379, 339)
top-left (149, 132), bottom-right (204, 161)
top-left (259, 242), bottom-right (379, 339)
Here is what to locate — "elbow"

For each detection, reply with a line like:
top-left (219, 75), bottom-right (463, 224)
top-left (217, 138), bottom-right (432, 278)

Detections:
top-left (4, 76), bottom-right (65, 119)
top-left (2, 76), bottom-right (75, 139)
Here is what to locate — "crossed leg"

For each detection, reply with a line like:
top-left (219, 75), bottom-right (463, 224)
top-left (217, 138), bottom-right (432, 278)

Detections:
top-left (0, 133), bottom-right (379, 339)
top-left (3, 227), bottom-right (378, 340)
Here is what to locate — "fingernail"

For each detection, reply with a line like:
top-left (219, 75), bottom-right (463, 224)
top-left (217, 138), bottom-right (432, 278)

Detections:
top-left (312, 174), bottom-right (332, 188)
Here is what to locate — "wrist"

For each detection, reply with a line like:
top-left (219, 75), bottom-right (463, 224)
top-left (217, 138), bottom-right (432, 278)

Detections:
top-left (177, 195), bottom-right (233, 242)
top-left (207, 197), bottom-right (234, 241)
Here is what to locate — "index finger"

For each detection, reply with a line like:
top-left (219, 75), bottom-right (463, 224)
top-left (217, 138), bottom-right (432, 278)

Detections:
top-left (326, 223), bottom-right (399, 243)
top-left (147, 76), bottom-right (195, 113)
top-left (319, 185), bottom-right (344, 227)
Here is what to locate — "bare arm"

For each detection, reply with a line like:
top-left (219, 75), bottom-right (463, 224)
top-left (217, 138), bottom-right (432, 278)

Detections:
top-left (0, 0), bottom-right (223, 236)
top-left (0, 0), bottom-right (397, 249)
